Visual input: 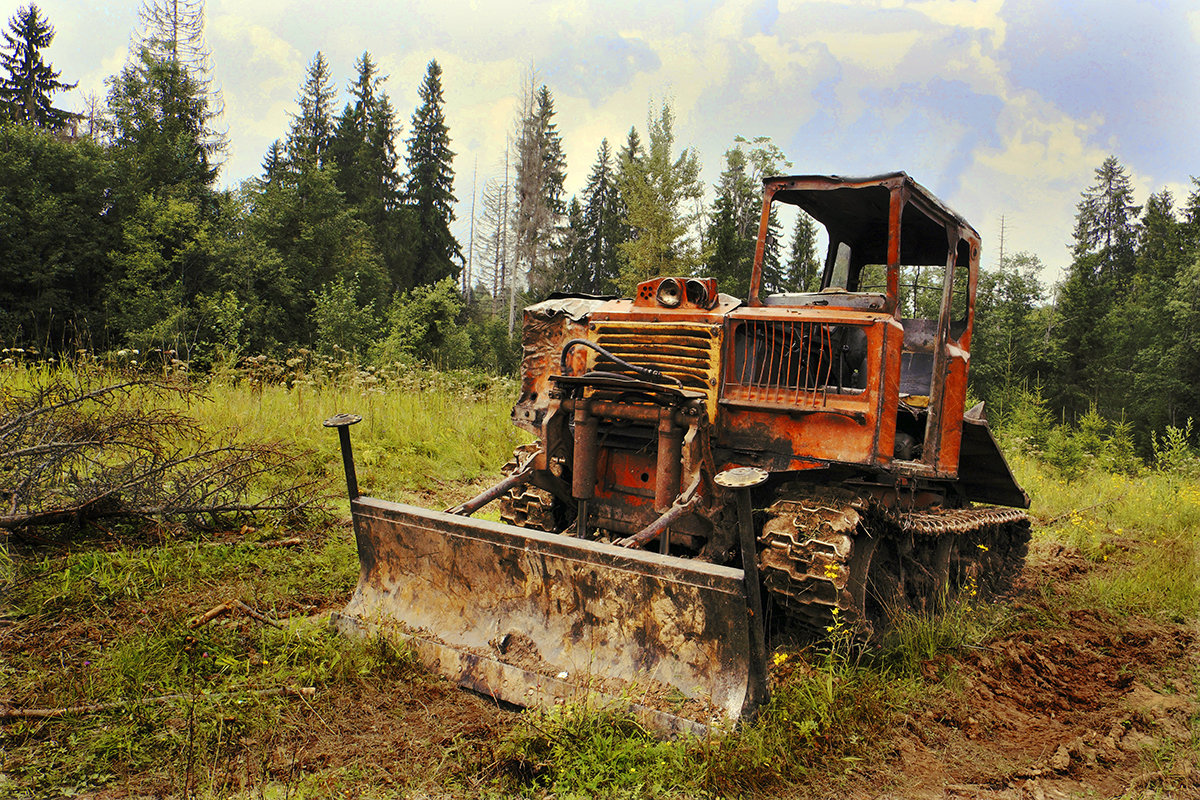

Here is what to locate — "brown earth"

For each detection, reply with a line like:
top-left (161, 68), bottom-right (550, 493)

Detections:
top-left (854, 545), bottom-right (1200, 800)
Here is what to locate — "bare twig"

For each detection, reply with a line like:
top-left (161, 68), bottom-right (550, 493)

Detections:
top-left (260, 536), bottom-right (305, 548)
top-left (0, 686), bottom-right (317, 721)
top-left (232, 601), bottom-right (285, 629)
top-left (1039, 492), bottom-right (1127, 527)
top-left (189, 602), bottom-right (233, 629)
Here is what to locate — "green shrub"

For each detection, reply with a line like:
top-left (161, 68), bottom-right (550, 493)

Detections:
top-left (1151, 418), bottom-right (1199, 478)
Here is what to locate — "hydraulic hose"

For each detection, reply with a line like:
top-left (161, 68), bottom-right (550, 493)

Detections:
top-left (559, 339), bottom-right (682, 387)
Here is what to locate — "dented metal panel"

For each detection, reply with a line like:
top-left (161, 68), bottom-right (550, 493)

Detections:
top-left (513, 296), bottom-right (613, 435)
top-left (336, 496), bottom-right (758, 727)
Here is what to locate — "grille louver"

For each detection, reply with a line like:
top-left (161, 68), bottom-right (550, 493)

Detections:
top-left (592, 322), bottom-right (721, 413)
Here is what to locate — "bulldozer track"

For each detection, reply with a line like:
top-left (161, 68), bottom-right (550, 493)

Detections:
top-left (758, 488), bottom-right (1030, 635)
top-left (498, 444), bottom-right (559, 531)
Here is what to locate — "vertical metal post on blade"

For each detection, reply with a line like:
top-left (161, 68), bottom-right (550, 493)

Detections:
top-left (715, 466), bottom-right (771, 714)
top-left (323, 413), bottom-right (363, 499)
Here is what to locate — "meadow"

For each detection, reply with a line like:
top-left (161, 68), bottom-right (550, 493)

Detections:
top-left (1, 364), bottom-right (1197, 799)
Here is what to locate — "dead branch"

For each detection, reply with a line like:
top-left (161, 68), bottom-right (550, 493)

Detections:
top-left (0, 686), bottom-right (316, 721)
top-left (232, 600), bottom-right (286, 629)
top-left (189, 602), bottom-right (233, 629)
top-left (260, 536), bottom-right (305, 548)
top-left (188, 600), bottom-right (285, 629)
top-left (0, 370), bottom-right (327, 538)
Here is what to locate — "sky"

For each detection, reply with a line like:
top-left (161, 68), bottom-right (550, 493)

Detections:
top-left (27, 0), bottom-right (1200, 284)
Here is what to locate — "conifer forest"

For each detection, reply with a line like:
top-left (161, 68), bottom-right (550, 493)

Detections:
top-left (3, 2), bottom-right (1199, 456)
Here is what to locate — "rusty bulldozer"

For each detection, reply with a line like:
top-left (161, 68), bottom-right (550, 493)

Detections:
top-left (327, 172), bottom-right (1030, 732)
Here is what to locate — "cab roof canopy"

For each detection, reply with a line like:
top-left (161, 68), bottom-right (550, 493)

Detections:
top-left (764, 172), bottom-right (979, 269)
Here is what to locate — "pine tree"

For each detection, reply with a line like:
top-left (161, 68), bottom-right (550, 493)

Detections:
top-left (785, 211), bottom-right (820, 292)
top-left (705, 147), bottom-right (757, 296)
top-left (616, 101), bottom-right (704, 292)
top-left (760, 208), bottom-right (784, 293)
top-left (405, 59), bottom-right (461, 287)
top-left (0, 4), bottom-right (76, 129)
top-left (617, 125), bottom-right (642, 167)
top-left (1052, 156), bottom-right (1142, 417)
top-left (550, 196), bottom-right (590, 294)
top-left (330, 52), bottom-right (408, 290)
top-left (579, 139), bottom-right (623, 294)
top-left (1181, 177), bottom-right (1200, 256)
top-left (331, 53), bottom-right (402, 207)
top-left (286, 52), bottom-right (336, 169)
top-left (472, 174), bottom-right (510, 311)
top-left (106, 47), bottom-right (221, 198)
top-left (137, 0), bottom-right (214, 79)
top-left (1071, 155), bottom-right (1141, 281)
top-left (1106, 190), bottom-right (1190, 433)
top-left (133, 0), bottom-right (225, 161)
top-left (260, 139), bottom-right (285, 186)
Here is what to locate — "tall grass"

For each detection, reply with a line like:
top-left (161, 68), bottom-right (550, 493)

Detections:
top-left (193, 369), bottom-right (529, 505)
top-left (1011, 451), bottom-right (1200, 622)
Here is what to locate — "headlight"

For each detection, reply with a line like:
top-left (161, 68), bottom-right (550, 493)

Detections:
top-left (685, 279), bottom-right (710, 308)
top-left (656, 278), bottom-right (682, 308)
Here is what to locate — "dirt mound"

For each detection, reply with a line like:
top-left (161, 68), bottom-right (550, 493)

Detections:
top-left (873, 570), bottom-right (1198, 798)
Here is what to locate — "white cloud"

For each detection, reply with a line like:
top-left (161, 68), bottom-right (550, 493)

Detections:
top-left (955, 92), bottom-right (1109, 278)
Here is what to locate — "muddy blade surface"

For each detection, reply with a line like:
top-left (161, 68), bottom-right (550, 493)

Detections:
top-left (335, 497), bottom-right (756, 731)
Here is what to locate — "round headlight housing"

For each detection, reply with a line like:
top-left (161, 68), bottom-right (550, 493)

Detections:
top-left (685, 279), bottom-right (710, 308)
top-left (655, 278), bottom-right (682, 308)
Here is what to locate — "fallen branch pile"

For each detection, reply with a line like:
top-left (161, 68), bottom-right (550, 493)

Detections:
top-left (1, 369), bottom-right (323, 538)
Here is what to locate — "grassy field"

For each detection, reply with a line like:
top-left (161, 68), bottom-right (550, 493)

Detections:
top-left (2, 367), bottom-right (1198, 799)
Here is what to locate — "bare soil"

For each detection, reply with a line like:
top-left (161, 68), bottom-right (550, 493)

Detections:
top-left (856, 543), bottom-right (1200, 800)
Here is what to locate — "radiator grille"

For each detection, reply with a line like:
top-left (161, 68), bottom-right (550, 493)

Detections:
top-left (592, 322), bottom-right (721, 405)
top-left (723, 318), bottom-right (869, 405)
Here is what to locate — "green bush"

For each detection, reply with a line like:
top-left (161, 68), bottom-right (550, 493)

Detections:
top-left (313, 274), bottom-right (381, 357)
top-left (1151, 418), bottom-right (1199, 478)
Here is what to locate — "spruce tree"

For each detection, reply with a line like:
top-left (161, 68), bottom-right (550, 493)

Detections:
top-left (514, 80), bottom-right (568, 298)
top-left (1181, 177), bottom-right (1200, 256)
top-left (473, 174), bottom-right (511, 310)
top-left (0, 4), bottom-right (76, 129)
top-left (330, 52), bottom-right (408, 290)
top-left (785, 211), bottom-right (820, 292)
top-left (405, 59), bottom-right (461, 287)
top-left (1052, 156), bottom-right (1142, 417)
top-left (286, 52), bottom-right (336, 169)
top-left (616, 102), bottom-right (703, 292)
top-left (1107, 190), bottom-right (1189, 433)
top-left (331, 52), bottom-right (402, 209)
top-left (106, 48), bottom-right (221, 199)
top-left (1071, 154), bottom-right (1141, 282)
top-left (133, 0), bottom-right (224, 157)
top-left (705, 147), bottom-right (757, 296)
top-left (579, 139), bottom-right (623, 294)
top-left (760, 208), bottom-right (784, 293)
top-left (259, 139), bottom-right (285, 186)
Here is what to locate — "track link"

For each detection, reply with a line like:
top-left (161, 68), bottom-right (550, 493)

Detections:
top-left (498, 444), bottom-right (560, 531)
top-left (758, 488), bottom-right (1030, 635)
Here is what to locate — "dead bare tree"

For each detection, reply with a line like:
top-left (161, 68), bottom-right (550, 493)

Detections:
top-left (0, 370), bottom-right (322, 539)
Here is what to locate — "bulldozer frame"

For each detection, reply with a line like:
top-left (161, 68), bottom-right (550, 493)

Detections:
top-left (326, 172), bottom-right (1030, 731)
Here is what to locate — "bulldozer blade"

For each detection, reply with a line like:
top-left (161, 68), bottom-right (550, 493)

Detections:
top-left (332, 496), bottom-right (761, 733)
